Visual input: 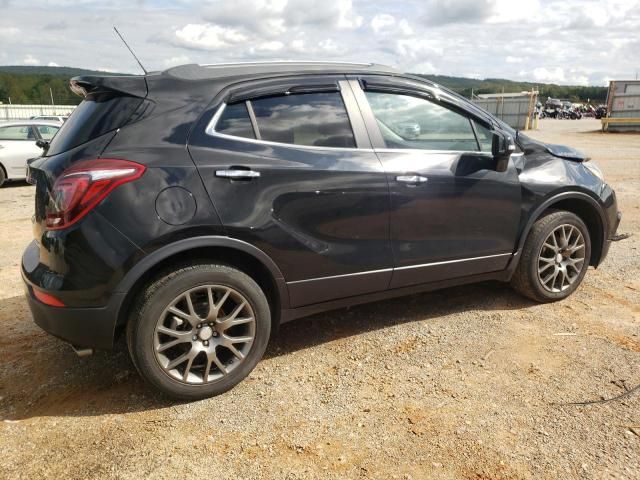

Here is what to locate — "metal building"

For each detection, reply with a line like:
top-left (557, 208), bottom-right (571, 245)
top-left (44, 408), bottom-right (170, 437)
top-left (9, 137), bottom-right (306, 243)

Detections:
top-left (472, 91), bottom-right (538, 130)
top-left (602, 80), bottom-right (640, 132)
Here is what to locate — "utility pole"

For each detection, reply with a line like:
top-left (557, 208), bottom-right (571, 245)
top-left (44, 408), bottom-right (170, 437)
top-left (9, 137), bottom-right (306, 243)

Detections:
top-left (49, 87), bottom-right (55, 106)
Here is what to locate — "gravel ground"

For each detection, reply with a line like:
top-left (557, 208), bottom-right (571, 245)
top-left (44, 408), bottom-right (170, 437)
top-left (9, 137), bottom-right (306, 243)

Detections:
top-left (0, 119), bottom-right (638, 479)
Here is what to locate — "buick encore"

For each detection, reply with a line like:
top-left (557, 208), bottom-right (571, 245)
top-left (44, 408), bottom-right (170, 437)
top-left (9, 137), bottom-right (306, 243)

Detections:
top-left (23, 62), bottom-right (621, 399)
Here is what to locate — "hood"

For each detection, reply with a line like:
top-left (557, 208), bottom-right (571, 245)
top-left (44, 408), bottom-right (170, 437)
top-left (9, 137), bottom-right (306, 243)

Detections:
top-left (517, 133), bottom-right (588, 163)
top-left (544, 143), bottom-right (589, 162)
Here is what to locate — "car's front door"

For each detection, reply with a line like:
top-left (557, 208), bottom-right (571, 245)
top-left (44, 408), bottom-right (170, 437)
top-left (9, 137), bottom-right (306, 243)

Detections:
top-left (189, 77), bottom-right (393, 307)
top-left (0, 125), bottom-right (41, 178)
top-left (351, 77), bottom-right (522, 289)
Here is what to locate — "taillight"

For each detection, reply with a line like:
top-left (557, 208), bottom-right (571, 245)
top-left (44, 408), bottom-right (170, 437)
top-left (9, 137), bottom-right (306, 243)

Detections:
top-left (46, 159), bottom-right (145, 230)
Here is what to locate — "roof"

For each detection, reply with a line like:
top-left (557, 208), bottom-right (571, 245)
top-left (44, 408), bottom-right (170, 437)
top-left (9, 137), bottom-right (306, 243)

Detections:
top-left (159, 61), bottom-right (400, 81)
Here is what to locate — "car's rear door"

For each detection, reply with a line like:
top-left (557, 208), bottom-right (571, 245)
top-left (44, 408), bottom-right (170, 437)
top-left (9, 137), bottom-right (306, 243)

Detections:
top-left (350, 76), bottom-right (521, 289)
top-left (0, 125), bottom-right (41, 178)
top-left (188, 76), bottom-right (393, 307)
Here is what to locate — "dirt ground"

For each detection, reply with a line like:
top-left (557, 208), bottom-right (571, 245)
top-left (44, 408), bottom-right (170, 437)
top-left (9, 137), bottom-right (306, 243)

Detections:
top-left (0, 118), bottom-right (638, 479)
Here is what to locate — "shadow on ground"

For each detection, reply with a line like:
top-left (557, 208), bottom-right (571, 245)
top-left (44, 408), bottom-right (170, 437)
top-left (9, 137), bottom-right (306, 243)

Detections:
top-left (0, 281), bottom-right (533, 420)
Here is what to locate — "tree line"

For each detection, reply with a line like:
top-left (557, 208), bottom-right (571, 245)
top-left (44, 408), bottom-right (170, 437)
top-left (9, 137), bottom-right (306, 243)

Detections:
top-left (416, 74), bottom-right (608, 104)
top-left (0, 66), bottom-right (609, 106)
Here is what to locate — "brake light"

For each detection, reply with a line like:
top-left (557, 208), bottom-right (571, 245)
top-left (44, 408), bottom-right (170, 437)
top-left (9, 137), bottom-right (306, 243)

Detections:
top-left (33, 288), bottom-right (65, 307)
top-left (46, 159), bottom-right (145, 230)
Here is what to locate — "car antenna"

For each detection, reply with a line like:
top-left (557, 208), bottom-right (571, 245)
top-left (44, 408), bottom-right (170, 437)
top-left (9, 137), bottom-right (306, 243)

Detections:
top-left (113, 26), bottom-right (148, 75)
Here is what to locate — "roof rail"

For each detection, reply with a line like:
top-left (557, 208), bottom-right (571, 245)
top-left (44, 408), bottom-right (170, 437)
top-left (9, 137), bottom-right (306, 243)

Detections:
top-left (200, 60), bottom-right (374, 68)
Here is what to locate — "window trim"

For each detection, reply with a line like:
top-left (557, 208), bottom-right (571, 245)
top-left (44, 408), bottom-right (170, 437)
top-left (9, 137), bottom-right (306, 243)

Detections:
top-left (205, 93), bottom-right (367, 152)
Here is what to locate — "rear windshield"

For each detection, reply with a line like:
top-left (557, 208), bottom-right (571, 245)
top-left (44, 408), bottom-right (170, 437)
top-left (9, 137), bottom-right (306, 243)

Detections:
top-left (46, 91), bottom-right (143, 156)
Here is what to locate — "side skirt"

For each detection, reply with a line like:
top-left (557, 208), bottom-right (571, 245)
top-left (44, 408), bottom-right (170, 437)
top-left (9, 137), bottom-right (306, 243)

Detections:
top-left (280, 269), bottom-right (512, 323)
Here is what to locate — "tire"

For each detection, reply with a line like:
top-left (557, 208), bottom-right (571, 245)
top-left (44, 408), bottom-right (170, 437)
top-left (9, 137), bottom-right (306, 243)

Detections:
top-left (0, 165), bottom-right (6, 188)
top-left (511, 211), bottom-right (591, 303)
top-left (127, 263), bottom-right (271, 400)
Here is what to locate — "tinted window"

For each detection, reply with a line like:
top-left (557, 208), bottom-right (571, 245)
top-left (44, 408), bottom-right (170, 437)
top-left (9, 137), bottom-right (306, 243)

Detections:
top-left (46, 91), bottom-right (143, 156)
top-left (0, 125), bottom-right (34, 140)
top-left (365, 91), bottom-right (478, 151)
top-left (251, 92), bottom-right (355, 148)
top-left (216, 102), bottom-right (255, 139)
top-left (35, 125), bottom-right (60, 141)
top-left (472, 120), bottom-right (493, 152)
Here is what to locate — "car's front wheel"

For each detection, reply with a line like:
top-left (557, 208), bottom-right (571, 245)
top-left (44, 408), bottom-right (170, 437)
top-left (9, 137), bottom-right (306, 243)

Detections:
top-left (127, 263), bottom-right (271, 400)
top-left (511, 211), bottom-right (591, 302)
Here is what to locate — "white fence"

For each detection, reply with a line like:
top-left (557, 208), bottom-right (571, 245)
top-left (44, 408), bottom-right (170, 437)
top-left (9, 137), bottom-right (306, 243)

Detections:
top-left (0, 104), bottom-right (76, 121)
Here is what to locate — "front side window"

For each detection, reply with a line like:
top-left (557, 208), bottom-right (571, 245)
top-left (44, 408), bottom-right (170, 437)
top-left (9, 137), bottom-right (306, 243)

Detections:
top-left (35, 125), bottom-right (60, 140)
top-left (472, 120), bottom-right (493, 152)
top-left (365, 91), bottom-right (479, 151)
top-left (0, 125), bottom-right (35, 141)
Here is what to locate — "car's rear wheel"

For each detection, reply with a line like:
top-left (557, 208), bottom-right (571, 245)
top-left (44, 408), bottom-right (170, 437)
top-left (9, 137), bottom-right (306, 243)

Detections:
top-left (127, 263), bottom-right (271, 400)
top-left (511, 211), bottom-right (591, 302)
top-left (0, 165), bottom-right (6, 188)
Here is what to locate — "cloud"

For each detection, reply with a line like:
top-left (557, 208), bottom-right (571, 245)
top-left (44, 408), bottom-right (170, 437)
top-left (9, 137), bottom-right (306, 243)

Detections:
top-left (47, 61), bottom-right (59, 67)
top-left (371, 14), bottom-right (413, 35)
top-left (23, 54), bottom-right (39, 65)
top-left (532, 67), bottom-right (566, 83)
top-left (0, 26), bottom-right (19, 37)
top-left (174, 24), bottom-right (247, 51)
top-left (43, 20), bottom-right (68, 30)
top-left (422, 0), bottom-right (494, 26)
top-left (0, 0), bottom-right (637, 86)
top-left (371, 13), bottom-right (395, 32)
top-left (163, 55), bottom-right (190, 68)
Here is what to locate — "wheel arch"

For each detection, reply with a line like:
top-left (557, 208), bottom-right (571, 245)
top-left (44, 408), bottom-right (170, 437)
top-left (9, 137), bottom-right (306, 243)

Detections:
top-left (514, 191), bottom-right (607, 269)
top-left (113, 237), bottom-right (289, 339)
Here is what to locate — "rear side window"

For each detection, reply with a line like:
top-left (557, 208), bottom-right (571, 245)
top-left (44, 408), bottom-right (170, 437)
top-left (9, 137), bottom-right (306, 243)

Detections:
top-left (216, 102), bottom-right (255, 139)
top-left (46, 91), bottom-right (143, 156)
top-left (251, 92), bottom-right (355, 148)
top-left (212, 92), bottom-right (356, 148)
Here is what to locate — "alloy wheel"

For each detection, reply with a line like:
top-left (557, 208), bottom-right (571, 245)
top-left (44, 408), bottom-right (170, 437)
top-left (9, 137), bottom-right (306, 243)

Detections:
top-left (537, 224), bottom-right (586, 293)
top-left (153, 285), bottom-right (256, 384)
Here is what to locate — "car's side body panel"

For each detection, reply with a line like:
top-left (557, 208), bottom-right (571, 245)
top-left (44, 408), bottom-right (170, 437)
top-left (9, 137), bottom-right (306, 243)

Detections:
top-left (188, 75), bottom-right (394, 307)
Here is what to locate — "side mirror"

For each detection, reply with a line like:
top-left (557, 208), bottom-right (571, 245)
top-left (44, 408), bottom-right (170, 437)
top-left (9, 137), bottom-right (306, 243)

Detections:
top-left (36, 139), bottom-right (49, 150)
top-left (491, 131), bottom-right (516, 172)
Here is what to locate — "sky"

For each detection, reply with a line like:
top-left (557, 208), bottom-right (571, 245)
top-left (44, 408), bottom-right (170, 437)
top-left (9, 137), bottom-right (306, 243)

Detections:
top-left (0, 0), bottom-right (639, 86)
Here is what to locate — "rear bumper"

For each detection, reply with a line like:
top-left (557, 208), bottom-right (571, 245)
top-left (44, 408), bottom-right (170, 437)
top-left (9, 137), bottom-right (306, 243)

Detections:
top-left (22, 238), bottom-right (125, 350)
top-left (24, 281), bottom-right (124, 350)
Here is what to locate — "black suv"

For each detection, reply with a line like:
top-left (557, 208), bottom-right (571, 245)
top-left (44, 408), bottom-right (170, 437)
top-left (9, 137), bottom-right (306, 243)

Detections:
top-left (23, 62), bottom-right (621, 399)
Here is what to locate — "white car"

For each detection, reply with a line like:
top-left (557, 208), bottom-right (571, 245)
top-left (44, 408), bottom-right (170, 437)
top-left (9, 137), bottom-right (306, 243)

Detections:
top-left (0, 120), bottom-right (61, 187)
top-left (30, 115), bottom-right (67, 124)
